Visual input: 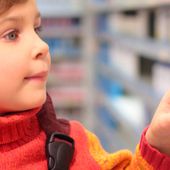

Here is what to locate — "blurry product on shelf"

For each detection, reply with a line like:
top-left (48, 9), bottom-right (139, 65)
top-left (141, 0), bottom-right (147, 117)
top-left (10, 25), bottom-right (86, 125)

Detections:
top-left (47, 86), bottom-right (86, 109)
top-left (94, 105), bottom-right (126, 152)
top-left (110, 45), bottom-right (139, 78)
top-left (44, 38), bottom-right (81, 60)
top-left (152, 62), bottom-right (170, 96)
top-left (139, 56), bottom-right (154, 82)
top-left (41, 18), bottom-right (82, 38)
top-left (48, 62), bottom-right (85, 86)
top-left (94, 94), bottom-right (147, 152)
top-left (96, 14), bottom-right (109, 33)
top-left (42, 17), bottom-right (81, 28)
top-left (110, 96), bottom-right (147, 133)
top-left (108, 11), bottom-right (148, 38)
top-left (96, 73), bottom-right (123, 98)
top-left (155, 8), bottom-right (170, 42)
top-left (97, 42), bottom-right (110, 64)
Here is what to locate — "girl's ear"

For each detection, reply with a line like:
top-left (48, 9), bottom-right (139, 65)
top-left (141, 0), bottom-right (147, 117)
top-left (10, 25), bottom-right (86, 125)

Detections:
top-left (37, 93), bottom-right (70, 136)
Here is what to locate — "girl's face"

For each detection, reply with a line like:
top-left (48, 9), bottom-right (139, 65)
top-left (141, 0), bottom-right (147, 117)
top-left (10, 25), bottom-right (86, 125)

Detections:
top-left (0, 0), bottom-right (51, 113)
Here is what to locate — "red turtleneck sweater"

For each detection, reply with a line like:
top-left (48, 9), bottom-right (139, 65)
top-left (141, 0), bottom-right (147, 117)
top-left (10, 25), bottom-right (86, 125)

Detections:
top-left (0, 108), bottom-right (48, 170)
top-left (0, 105), bottom-right (100, 170)
top-left (1, 99), bottom-right (170, 170)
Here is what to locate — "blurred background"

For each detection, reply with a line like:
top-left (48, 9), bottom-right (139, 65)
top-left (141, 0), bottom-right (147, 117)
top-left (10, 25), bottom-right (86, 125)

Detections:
top-left (37, 0), bottom-right (170, 152)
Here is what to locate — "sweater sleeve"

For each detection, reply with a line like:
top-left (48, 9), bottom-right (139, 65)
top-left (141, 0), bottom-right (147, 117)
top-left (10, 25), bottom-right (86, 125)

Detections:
top-left (85, 127), bottom-right (170, 170)
top-left (139, 127), bottom-right (170, 170)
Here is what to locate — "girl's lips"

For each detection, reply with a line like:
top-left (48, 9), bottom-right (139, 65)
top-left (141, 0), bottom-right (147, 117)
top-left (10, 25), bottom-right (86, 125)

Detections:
top-left (24, 71), bottom-right (48, 81)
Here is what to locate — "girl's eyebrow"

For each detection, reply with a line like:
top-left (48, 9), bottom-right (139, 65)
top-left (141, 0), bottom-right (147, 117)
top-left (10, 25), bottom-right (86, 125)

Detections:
top-left (0, 12), bottom-right (41, 25)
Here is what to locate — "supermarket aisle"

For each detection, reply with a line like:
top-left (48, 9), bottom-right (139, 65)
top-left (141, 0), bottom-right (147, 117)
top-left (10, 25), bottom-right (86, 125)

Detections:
top-left (37, 0), bottom-right (170, 152)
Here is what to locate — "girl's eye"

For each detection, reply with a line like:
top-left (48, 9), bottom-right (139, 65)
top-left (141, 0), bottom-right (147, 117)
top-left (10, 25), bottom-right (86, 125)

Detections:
top-left (5, 30), bottom-right (19, 41)
top-left (35, 26), bottom-right (42, 35)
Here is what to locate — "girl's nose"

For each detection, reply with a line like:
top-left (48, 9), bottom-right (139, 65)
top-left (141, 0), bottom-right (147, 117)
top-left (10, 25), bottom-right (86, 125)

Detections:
top-left (31, 33), bottom-right (50, 60)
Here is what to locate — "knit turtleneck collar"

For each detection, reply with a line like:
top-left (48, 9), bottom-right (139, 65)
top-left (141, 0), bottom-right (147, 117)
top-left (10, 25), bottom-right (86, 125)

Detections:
top-left (0, 93), bottom-right (71, 152)
top-left (0, 107), bottom-right (41, 152)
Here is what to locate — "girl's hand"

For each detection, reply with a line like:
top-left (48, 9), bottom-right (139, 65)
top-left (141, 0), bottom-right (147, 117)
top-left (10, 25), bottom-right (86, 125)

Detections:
top-left (146, 91), bottom-right (170, 156)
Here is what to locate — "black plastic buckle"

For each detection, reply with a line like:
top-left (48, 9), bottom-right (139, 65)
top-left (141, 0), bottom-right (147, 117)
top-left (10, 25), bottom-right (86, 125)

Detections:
top-left (47, 132), bottom-right (75, 170)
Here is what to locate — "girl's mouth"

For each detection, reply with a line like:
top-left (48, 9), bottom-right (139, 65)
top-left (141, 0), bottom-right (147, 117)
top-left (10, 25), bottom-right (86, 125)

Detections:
top-left (24, 71), bottom-right (48, 81)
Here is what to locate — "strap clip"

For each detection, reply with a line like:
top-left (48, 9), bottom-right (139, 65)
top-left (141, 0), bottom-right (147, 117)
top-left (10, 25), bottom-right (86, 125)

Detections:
top-left (47, 132), bottom-right (75, 170)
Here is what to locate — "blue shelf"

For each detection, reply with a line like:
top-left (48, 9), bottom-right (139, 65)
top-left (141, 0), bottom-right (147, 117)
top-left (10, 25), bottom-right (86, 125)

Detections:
top-left (97, 62), bottom-right (161, 113)
top-left (94, 102), bottom-right (141, 152)
top-left (44, 38), bottom-right (82, 60)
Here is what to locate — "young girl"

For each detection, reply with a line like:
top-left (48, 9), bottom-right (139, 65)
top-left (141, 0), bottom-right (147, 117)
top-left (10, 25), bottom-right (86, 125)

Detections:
top-left (1, 0), bottom-right (170, 169)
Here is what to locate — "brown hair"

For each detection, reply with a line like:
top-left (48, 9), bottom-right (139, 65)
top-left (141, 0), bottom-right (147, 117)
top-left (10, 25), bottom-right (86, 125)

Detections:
top-left (0, 0), bottom-right (27, 15)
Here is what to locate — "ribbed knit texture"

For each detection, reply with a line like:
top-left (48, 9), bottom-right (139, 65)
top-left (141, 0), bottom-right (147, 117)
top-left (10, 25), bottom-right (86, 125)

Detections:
top-left (0, 108), bottom-right (48, 170)
top-left (140, 127), bottom-right (170, 170)
top-left (85, 129), bottom-right (132, 170)
top-left (69, 121), bottom-right (100, 170)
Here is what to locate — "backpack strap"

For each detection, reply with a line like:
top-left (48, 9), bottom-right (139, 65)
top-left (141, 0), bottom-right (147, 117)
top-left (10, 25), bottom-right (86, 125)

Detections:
top-left (38, 93), bottom-right (70, 136)
top-left (38, 93), bottom-right (75, 169)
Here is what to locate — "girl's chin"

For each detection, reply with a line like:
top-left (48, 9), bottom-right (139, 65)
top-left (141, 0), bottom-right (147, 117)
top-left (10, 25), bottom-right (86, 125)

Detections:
top-left (0, 91), bottom-right (47, 114)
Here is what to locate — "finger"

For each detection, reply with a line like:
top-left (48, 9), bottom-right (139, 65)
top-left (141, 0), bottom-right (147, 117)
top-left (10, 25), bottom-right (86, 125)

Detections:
top-left (155, 90), bottom-right (170, 114)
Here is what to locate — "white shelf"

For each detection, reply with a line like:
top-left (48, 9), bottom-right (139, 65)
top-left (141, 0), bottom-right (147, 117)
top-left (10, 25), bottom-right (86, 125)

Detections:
top-left (89, 1), bottom-right (170, 13)
top-left (96, 32), bottom-right (170, 63)
top-left (37, 0), bottom-right (84, 17)
top-left (112, 33), bottom-right (170, 63)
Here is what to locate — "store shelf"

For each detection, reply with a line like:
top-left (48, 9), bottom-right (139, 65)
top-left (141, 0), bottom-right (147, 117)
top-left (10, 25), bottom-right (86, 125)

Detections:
top-left (94, 91), bottom-right (145, 151)
top-left (48, 63), bottom-right (85, 86)
top-left (94, 114), bottom-right (131, 151)
top-left (89, 1), bottom-right (170, 13)
top-left (112, 33), bottom-right (170, 63)
top-left (41, 27), bottom-right (83, 38)
top-left (37, 0), bottom-right (84, 17)
top-left (47, 86), bottom-right (86, 109)
top-left (97, 91), bottom-right (145, 132)
top-left (97, 62), bottom-right (161, 111)
top-left (37, 0), bottom-right (92, 120)
top-left (96, 32), bottom-right (170, 63)
top-left (87, 0), bottom-right (170, 151)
